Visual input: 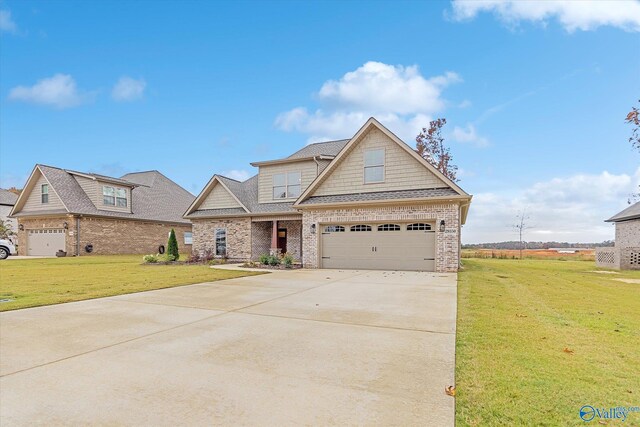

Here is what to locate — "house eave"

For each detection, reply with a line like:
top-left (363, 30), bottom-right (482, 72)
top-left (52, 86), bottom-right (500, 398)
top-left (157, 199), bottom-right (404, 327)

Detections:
top-left (250, 155), bottom-right (335, 167)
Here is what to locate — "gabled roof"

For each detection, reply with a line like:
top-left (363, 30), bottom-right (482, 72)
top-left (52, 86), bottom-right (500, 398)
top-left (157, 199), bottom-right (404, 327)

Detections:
top-left (249, 139), bottom-right (349, 166)
top-left (295, 117), bottom-right (471, 205)
top-left (606, 201), bottom-right (640, 223)
top-left (0, 188), bottom-right (19, 206)
top-left (11, 165), bottom-right (194, 224)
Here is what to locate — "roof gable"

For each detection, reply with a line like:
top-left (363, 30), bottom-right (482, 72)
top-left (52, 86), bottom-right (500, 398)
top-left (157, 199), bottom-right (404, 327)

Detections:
top-left (606, 201), bottom-right (640, 222)
top-left (184, 175), bottom-right (249, 216)
top-left (295, 118), bottom-right (470, 205)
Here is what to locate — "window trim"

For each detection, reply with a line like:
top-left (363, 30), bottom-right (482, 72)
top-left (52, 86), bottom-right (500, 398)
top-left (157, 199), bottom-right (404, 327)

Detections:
top-left (215, 228), bottom-right (227, 256)
top-left (102, 185), bottom-right (128, 207)
top-left (41, 184), bottom-right (49, 204)
top-left (184, 232), bottom-right (193, 245)
top-left (363, 148), bottom-right (385, 184)
top-left (407, 223), bottom-right (432, 231)
top-left (350, 224), bottom-right (372, 232)
top-left (272, 171), bottom-right (302, 200)
top-left (324, 225), bottom-right (345, 233)
top-left (378, 224), bottom-right (401, 232)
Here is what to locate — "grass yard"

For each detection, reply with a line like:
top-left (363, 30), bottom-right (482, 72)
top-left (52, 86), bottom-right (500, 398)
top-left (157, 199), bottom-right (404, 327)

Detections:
top-left (0, 256), bottom-right (261, 311)
top-left (456, 259), bottom-right (640, 426)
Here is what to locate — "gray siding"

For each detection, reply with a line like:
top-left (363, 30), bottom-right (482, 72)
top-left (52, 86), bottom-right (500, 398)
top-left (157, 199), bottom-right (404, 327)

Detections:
top-left (258, 160), bottom-right (319, 204)
top-left (21, 173), bottom-right (65, 212)
top-left (199, 183), bottom-right (242, 210)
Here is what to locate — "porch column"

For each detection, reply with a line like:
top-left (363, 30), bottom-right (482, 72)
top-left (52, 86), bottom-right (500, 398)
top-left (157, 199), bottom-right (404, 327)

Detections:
top-left (270, 220), bottom-right (278, 252)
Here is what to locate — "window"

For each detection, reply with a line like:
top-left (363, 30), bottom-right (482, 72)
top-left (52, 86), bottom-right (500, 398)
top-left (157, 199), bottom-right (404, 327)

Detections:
top-left (41, 184), bottom-right (49, 204)
top-left (215, 228), bottom-right (226, 256)
top-left (184, 232), bottom-right (193, 245)
top-left (324, 225), bottom-right (345, 233)
top-left (378, 224), bottom-right (400, 231)
top-left (350, 224), bottom-right (372, 232)
top-left (272, 171), bottom-right (301, 199)
top-left (407, 223), bottom-right (432, 231)
top-left (103, 186), bottom-right (127, 207)
top-left (364, 149), bottom-right (384, 183)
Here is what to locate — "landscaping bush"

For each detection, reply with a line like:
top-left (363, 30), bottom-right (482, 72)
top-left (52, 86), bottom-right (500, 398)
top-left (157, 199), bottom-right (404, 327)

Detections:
top-left (143, 254), bottom-right (159, 263)
top-left (163, 253), bottom-right (176, 262)
top-left (167, 228), bottom-right (179, 261)
top-left (282, 253), bottom-right (294, 268)
top-left (268, 254), bottom-right (280, 266)
top-left (259, 253), bottom-right (270, 265)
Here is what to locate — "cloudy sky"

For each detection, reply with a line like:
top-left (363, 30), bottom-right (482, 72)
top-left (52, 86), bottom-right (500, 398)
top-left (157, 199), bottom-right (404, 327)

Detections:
top-left (1, 0), bottom-right (639, 243)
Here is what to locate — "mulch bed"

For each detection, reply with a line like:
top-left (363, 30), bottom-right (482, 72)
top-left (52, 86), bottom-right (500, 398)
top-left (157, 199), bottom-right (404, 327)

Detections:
top-left (241, 263), bottom-right (303, 270)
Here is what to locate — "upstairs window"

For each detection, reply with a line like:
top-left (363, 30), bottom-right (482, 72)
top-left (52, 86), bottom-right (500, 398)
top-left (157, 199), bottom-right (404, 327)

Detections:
top-left (378, 224), bottom-right (400, 231)
top-left (364, 149), bottom-right (385, 183)
top-left (273, 171), bottom-right (302, 199)
top-left (41, 184), bottom-right (49, 204)
top-left (350, 224), bottom-right (372, 232)
top-left (103, 186), bottom-right (127, 207)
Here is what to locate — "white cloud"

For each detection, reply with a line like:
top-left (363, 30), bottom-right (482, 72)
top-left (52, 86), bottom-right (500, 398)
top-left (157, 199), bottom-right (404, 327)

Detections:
top-left (8, 74), bottom-right (90, 108)
top-left (451, 124), bottom-right (489, 147)
top-left (223, 170), bottom-right (251, 181)
top-left (0, 10), bottom-right (17, 33)
top-left (450, 0), bottom-right (640, 32)
top-left (464, 168), bottom-right (640, 243)
top-left (111, 76), bottom-right (146, 102)
top-left (275, 61), bottom-right (461, 142)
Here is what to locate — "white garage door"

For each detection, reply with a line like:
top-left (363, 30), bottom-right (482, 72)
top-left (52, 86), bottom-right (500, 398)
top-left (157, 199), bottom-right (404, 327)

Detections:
top-left (320, 222), bottom-right (436, 271)
top-left (27, 229), bottom-right (66, 256)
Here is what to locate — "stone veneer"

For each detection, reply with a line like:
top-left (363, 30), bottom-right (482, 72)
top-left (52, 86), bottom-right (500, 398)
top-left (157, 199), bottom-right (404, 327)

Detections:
top-left (615, 219), bottom-right (640, 270)
top-left (17, 216), bottom-right (192, 256)
top-left (300, 203), bottom-right (462, 272)
top-left (191, 217), bottom-right (251, 260)
top-left (250, 220), bottom-right (302, 261)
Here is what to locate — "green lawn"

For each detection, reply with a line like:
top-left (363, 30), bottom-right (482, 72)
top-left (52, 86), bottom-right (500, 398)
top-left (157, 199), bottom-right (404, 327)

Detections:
top-left (0, 256), bottom-right (261, 311)
top-left (456, 259), bottom-right (640, 426)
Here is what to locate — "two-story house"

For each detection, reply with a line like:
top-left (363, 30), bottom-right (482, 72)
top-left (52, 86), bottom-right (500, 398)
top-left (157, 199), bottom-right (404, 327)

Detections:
top-left (10, 166), bottom-right (195, 256)
top-left (185, 118), bottom-right (472, 272)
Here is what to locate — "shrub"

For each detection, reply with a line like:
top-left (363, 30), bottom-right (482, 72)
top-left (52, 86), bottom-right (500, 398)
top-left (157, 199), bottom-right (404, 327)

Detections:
top-left (268, 255), bottom-right (280, 266)
top-left (259, 253), bottom-right (270, 265)
top-left (282, 253), bottom-right (294, 268)
top-left (163, 253), bottom-right (176, 262)
top-left (167, 228), bottom-right (179, 261)
top-left (143, 254), bottom-right (158, 263)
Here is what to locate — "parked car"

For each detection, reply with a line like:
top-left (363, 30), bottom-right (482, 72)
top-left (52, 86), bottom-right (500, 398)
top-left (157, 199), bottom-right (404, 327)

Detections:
top-left (0, 239), bottom-right (17, 259)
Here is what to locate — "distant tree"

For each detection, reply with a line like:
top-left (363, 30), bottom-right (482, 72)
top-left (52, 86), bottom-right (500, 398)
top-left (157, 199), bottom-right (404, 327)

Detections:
top-left (627, 100), bottom-right (639, 152)
top-left (167, 228), bottom-right (179, 261)
top-left (513, 210), bottom-right (533, 259)
top-left (0, 219), bottom-right (15, 240)
top-left (416, 118), bottom-right (458, 182)
top-left (7, 187), bottom-right (22, 195)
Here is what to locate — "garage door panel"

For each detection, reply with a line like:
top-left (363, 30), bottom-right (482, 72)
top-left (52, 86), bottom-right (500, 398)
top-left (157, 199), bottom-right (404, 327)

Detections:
top-left (321, 224), bottom-right (436, 272)
top-left (27, 229), bottom-right (66, 256)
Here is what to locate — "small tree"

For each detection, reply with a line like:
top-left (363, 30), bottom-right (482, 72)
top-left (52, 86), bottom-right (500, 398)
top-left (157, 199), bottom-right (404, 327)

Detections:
top-left (0, 219), bottom-right (15, 241)
top-left (167, 228), bottom-right (179, 261)
top-left (513, 210), bottom-right (532, 259)
top-left (415, 118), bottom-right (458, 182)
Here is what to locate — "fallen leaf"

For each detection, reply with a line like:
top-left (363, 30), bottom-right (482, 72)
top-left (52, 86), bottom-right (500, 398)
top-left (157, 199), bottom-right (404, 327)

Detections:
top-left (627, 390), bottom-right (633, 394)
top-left (516, 314), bottom-right (528, 318)
top-left (445, 386), bottom-right (456, 397)
top-left (563, 347), bottom-right (574, 354)
top-left (598, 421), bottom-right (607, 425)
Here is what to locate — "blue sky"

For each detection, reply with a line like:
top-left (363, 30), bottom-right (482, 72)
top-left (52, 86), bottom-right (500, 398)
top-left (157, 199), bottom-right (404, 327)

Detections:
top-left (1, 0), bottom-right (639, 243)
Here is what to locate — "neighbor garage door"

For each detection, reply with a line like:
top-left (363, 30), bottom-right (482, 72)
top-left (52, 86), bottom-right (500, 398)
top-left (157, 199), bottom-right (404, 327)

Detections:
top-left (27, 229), bottom-right (66, 256)
top-left (320, 222), bottom-right (436, 271)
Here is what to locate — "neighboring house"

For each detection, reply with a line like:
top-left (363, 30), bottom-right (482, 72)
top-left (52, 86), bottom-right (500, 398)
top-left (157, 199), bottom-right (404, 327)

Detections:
top-left (10, 166), bottom-right (194, 256)
top-left (596, 201), bottom-right (640, 270)
top-left (185, 118), bottom-right (472, 272)
top-left (0, 188), bottom-right (19, 243)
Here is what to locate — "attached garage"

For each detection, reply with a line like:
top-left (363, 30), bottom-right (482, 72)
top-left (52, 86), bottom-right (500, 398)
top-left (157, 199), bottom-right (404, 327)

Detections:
top-left (320, 222), bottom-right (436, 271)
top-left (27, 229), bottom-right (66, 256)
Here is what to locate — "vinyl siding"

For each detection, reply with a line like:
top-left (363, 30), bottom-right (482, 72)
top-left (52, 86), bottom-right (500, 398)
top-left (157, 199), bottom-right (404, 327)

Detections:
top-left (199, 183), bottom-right (242, 209)
top-left (95, 181), bottom-right (131, 213)
top-left (21, 173), bottom-right (65, 212)
top-left (312, 127), bottom-right (447, 197)
top-left (258, 160), bottom-right (320, 204)
top-left (73, 176), bottom-right (97, 208)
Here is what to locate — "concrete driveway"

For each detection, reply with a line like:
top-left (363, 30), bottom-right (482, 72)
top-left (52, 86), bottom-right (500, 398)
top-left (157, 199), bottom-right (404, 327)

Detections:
top-left (0, 269), bottom-right (457, 426)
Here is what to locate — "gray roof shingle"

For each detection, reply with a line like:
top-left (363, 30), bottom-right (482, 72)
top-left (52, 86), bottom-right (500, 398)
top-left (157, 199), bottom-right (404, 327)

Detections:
top-left (0, 188), bottom-right (18, 206)
top-left (606, 201), bottom-right (640, 222)
top-left (286, 139), bottom-right (349, 159)
top-left (299, 188), bottom-right (460, 205)
top-left (32, 165), bottom-right (194, 224)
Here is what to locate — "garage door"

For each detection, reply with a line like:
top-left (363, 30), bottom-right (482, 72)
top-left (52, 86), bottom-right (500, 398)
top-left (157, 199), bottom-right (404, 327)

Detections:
top-left (27, 229), bottom-right (66, 256)
top-left (320, 222), bottom-right (436, 271)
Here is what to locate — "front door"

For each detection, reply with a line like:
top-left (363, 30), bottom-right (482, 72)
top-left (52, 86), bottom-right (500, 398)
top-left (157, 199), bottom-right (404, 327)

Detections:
top-left (277, 228), bottom-right (287, 254)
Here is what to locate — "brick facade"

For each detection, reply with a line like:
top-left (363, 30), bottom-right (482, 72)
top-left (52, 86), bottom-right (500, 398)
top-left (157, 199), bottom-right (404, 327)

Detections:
top-left (191, 218), bottom-right (251, 260)
top-left (616, 219), bottom-right (640, 270)
top-left (17, 216), bottom-right (192, 256)
top-left (300, 203), bottom-right (462, 272)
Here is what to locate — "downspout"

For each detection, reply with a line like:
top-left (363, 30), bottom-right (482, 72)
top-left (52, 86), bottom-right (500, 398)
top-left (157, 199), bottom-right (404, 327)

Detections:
top-left (312, 156), bottom-right (321, 176)
top-left (76, 216), bottom-right (81, 256)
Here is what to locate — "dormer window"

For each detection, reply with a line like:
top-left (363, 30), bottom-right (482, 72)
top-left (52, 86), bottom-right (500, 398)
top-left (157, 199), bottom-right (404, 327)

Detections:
top-left (364, 149), bottom-right (385, 183)
top-left (103, 186), bottom-right (127, 207)
top-left (273, 172), bottom-right (301, 199)
top-left (41, 184), bottom-right (49, 204)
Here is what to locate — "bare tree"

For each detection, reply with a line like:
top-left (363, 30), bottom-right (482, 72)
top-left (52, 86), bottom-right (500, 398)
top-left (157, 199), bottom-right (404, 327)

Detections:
top-left (415, 118), bottom-right (459, 182)
top-left (627, 99), bottom-right (639, 152)
top-left (513, 210), bottom-right (533, 259)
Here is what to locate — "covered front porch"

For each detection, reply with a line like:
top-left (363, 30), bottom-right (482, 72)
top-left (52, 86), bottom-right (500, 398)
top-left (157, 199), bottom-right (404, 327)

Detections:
top-left (251, 216), bottom-right (302, 262)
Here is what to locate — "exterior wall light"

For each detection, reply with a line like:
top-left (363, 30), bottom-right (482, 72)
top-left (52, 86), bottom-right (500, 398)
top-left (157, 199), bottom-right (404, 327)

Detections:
top-left (310, 224), bottom-right (316, 234)
top-left (63, 221), bottom-right (69, 229)
top-left (439, 220), bottom-right (445, 232)
top-left (19, 223), bottom-right (24, 231)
